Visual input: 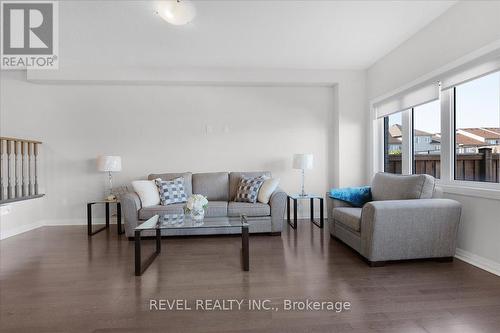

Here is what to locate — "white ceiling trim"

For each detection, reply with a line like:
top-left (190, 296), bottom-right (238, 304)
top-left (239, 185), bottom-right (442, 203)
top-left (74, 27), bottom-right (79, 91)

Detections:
top-left (26, 66), bottom-right (363, 86)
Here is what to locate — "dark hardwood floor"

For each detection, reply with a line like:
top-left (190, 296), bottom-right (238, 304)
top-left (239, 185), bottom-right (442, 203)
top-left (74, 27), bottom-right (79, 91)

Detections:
top-left (2, 220), bottom-right (500, 333)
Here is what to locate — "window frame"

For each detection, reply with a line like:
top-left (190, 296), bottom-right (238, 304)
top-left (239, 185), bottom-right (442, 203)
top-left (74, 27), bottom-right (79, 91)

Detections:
top-left (382, 111), bottom-right (407, 175)
top-left (373, 74), bottom-right (500, 196)
top-left (411, 100), bottom-right (442, 179)
top-left (452, 76), bottom-right (500, 186)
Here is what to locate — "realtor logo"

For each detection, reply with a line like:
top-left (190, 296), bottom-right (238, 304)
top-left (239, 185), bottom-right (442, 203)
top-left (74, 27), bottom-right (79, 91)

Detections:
top-left (1, 1), bottom-right (58, 69)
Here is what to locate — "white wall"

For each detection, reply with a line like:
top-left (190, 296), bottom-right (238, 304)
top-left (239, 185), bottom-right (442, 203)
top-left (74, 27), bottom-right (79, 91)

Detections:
top-left (368, 1), bottom-right (500, 98)
top-left (1, 69), bottom-right (366, 237)
top-left (367, 1), bottom-right (500, 273)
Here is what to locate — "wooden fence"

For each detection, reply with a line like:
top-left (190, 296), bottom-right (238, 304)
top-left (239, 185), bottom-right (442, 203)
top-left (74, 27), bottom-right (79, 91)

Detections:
top-left (386, 148), bottom-right (499, 182)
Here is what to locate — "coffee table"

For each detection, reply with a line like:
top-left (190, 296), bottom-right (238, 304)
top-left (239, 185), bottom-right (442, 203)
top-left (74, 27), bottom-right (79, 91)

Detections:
top-left (134, 214), bottom-right (249, 276)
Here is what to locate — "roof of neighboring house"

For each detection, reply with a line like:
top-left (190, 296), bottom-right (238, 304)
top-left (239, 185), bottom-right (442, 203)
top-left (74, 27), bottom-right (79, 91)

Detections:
top-left (389, 124), bottom-right (432, 137)
top-left (482, 128), bottom-right (500, 136)
top-left (388, 135), bottom-right (402, 145)
top-left (389, 124), bottom-right (402, 138)
top-left (387, 126), bottom-right (500, 147)
top-left (460, 128), bottom-right (500, 139)
top-left (414, 129), bottom-right (433, 136)
top-left (455, 133), bottom-right (484, 146)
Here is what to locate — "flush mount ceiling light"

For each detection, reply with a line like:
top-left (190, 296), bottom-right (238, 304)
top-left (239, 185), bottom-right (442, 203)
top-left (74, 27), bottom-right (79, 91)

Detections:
top-left (156, 0), bottom-right (196, 25)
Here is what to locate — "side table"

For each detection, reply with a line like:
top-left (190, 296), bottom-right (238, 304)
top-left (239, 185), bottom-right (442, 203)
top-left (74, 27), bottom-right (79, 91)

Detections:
top-left (87, 200), bottom-right (123, 236)
top-left (287, 194), bottom-right (324, 229)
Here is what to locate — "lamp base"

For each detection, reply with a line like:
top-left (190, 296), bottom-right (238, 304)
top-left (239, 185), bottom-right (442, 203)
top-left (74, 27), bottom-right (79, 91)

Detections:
top-left (106, 194), bottom-right (117, 201)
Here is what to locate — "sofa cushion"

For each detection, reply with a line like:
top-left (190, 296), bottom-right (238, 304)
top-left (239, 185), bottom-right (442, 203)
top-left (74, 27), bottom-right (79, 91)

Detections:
top-left (258, 177), bottom-right (280, 204)
top-left (192, 172), bottom-right (229, 201)
top-left (234, 177), bottom-right (265, 203)
top-left (154, 177), bottom-right (188, 205)
top-left (371, 172), bottom-right (435, 201)
top-left (229, 171), bottom-right (271, 201)
top-left (139, 201), bottom-right (228, 220)
top-left (139, 203), bottom-right (184, 220)
top-left (333, 207), bottom-right (362, 232)
top-left (228, 202), bottom-right (271, 217)
top-left (131, 180), bottom-right (160, 207)
top-left (204, 201), bottom-right (228, 217)
top-left (148, 172), bottom-right (193, 197)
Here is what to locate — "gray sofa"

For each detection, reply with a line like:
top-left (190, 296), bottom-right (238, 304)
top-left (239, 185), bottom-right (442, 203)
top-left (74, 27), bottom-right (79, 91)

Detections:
top-left (122, 171), bottom-right (287, 238)
top-left (328, 172), bottom-right (462, 265)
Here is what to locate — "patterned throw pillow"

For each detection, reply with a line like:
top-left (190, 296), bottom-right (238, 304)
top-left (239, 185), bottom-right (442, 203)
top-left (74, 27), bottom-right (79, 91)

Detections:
top-left (154, 177), bottom-right (188, 205)
top-left (234, 177), bottom-right (265, 203)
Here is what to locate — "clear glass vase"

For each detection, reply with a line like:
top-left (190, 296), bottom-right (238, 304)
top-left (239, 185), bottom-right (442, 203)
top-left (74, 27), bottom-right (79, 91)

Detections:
top-left (190, 208), bottom-right (205, 222)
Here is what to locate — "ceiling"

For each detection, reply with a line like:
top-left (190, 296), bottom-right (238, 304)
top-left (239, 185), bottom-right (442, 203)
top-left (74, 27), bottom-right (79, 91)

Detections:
top-left (60, 0), bottom-right (456, 70)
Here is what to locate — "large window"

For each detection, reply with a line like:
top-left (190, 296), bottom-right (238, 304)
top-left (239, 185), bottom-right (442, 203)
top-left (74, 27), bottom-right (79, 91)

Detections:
top-left (384, 112), bottom-right (403, 174)
top-left (454, 71), bottom-right (500, 183)
top-left (413, 100), bottom-right (441, 178)
top-left (376, 57), bottom-right (500, 190)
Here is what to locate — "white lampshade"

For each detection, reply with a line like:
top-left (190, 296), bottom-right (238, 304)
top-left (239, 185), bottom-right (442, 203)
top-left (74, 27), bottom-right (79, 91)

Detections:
top-left (97, 156), bottom-right (122, 172)
top-left (157, 0), bottom-right (196, 25)
top-left (293, 154), bottom-right (313, 170)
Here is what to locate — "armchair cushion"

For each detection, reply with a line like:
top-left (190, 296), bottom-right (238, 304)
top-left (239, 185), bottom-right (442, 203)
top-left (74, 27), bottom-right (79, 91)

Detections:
top-left (333, 207), bottom-right (362, 232)
top-left (329, 186), bottom-right (371, 207)
top-left (371, 172), bottom-right (435, 201)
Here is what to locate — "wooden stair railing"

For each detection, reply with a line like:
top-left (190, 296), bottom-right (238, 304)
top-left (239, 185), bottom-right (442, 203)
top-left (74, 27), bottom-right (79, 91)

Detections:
top-left (0, 137), bottom-right (44, 204)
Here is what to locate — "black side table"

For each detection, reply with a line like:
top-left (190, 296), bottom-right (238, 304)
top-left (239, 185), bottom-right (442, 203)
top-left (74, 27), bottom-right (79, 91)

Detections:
top-left (87, 200), bottom-right (123, 236)
top-left (287, 194), bottom-right (324, 229)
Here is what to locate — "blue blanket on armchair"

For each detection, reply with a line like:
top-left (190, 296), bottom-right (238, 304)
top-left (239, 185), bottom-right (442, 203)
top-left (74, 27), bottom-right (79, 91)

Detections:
top-left (329, 186), bottom-right (372, 207)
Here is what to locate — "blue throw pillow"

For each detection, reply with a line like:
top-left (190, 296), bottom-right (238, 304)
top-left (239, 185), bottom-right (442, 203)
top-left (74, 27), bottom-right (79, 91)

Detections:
top-left (329, 186), bottom-right (372, 207)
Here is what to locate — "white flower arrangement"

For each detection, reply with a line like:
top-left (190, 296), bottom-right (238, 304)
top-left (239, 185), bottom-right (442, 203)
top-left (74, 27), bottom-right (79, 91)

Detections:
top-left (184, 194), bottom-right (208, 213)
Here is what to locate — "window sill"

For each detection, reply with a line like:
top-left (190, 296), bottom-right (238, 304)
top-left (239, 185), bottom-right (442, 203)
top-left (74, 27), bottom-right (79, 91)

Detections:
top-left (0, 194), bottom-right (45, 205)
top-left (437, 182), bottom-right (500, 200)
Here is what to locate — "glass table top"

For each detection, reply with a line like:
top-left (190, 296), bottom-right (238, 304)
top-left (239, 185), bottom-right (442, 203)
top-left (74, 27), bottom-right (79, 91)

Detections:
top-left (135, 214), bottom-right (248, 231)
top-left (288, 194), bottom-right (323, 199)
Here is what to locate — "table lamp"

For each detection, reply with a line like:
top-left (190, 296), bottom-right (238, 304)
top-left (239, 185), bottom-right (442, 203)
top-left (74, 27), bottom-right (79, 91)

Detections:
top-left (293, 153), bottom-right (313, 196)
top-left (97, 155), bottom-right (122, 200)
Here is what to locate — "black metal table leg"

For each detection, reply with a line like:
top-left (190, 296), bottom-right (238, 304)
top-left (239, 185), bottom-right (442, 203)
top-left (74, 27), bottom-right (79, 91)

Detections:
top-left (117, 202), bottom-right (123, 234)
top-left (242, 225), bottom-right (249, 271)
top-left (293, 199), bottom-right (298, 229)
top-left (319, 198), bottom-right (324, 228)
top-left (156, 228), bottom-right (161, 254)
top-left (310, 198), bottom-right (314, 222)
top-left (287, 195), bottom-right (296, 229)
top-left (87, 203), bottom-right (107, 236)
top-left (135, 230), bottom-right (141, 276)
top-left (105, 202), bottom-right (110, 228)
top-left (310, 198), bottom-right (324, 229)
top-left (135, 229), bottom-right (161, 276)
top-left (87, 203), bottom-right (92, 236)
top-left (287, 196), bottom-right (291, 223)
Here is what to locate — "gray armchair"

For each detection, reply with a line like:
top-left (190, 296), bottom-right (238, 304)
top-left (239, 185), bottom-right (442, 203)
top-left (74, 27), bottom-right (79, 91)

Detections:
top-left (328, 173), bottom-right (462, 266)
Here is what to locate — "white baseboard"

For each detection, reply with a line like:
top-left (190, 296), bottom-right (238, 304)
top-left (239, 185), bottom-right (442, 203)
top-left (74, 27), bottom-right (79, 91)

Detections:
top-left (0, 220), bottom-right (44, 240)
top-left (455, 248), bottom-right (500, 277)
top-left (43, 217), bottom-right (117, 226)
top-left (1, 217), bottom-right (118, 240)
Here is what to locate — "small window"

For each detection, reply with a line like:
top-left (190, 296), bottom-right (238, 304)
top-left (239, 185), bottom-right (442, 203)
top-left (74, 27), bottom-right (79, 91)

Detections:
top-left (413, 100), bottom-right (441, 178)
top-left (384, 112), bottom-right (403, 174)
top-left (454, 71), bottom-right (500, 182)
